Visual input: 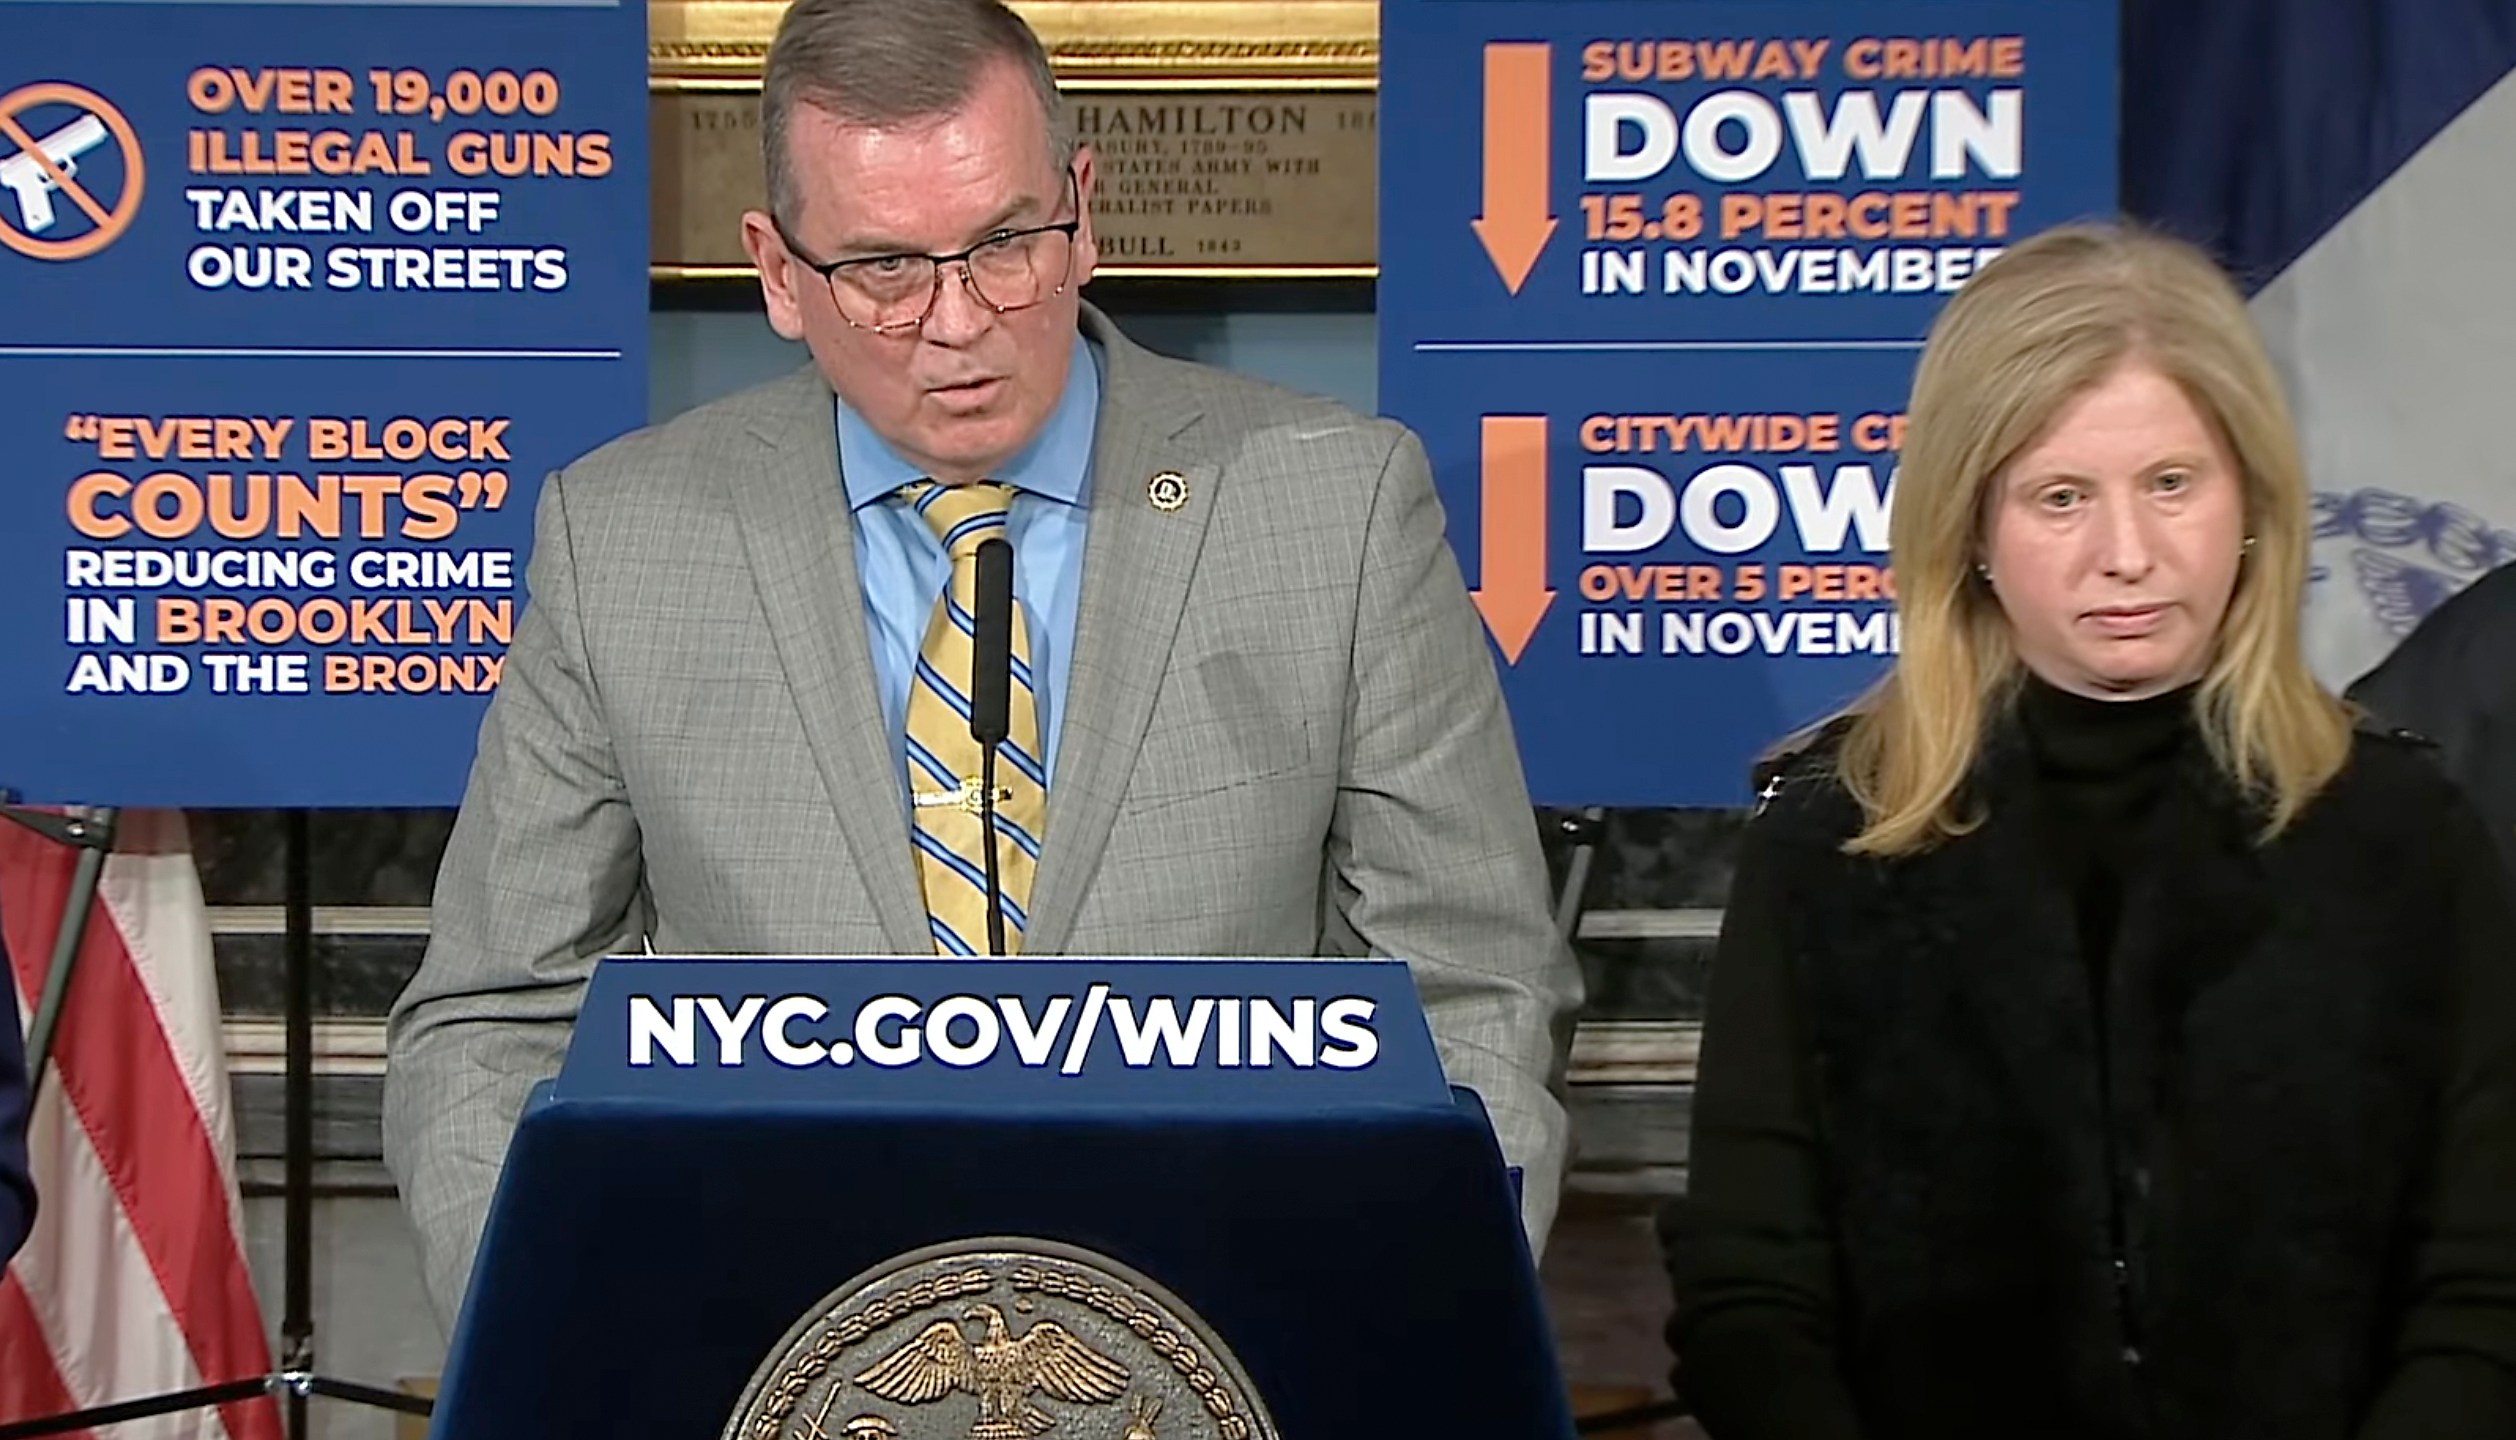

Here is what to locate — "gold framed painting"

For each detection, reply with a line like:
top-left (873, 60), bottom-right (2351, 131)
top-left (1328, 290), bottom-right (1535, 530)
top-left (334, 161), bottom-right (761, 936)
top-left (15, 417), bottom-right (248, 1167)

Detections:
top-left (649, 0), bottom-right (1382, 280)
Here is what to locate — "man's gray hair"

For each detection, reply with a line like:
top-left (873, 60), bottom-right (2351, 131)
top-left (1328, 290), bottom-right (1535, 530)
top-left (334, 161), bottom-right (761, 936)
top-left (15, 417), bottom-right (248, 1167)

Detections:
top-left (760, 0), bottom-right (1073, 229)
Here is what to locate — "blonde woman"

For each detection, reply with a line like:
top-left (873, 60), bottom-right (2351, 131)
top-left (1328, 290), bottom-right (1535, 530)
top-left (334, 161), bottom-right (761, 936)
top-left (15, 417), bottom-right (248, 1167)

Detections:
top-left (1658, 223), bottom-right (2516, 1440)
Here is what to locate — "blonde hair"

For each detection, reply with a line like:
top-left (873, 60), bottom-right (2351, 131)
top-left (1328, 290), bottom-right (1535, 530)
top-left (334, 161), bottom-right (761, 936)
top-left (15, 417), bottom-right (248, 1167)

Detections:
top-left (1833, 220), bottom-right (2353, 856)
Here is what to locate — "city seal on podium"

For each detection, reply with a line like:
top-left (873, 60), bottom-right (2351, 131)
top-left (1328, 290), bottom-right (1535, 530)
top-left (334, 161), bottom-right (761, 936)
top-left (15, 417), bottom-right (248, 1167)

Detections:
top-left (720, 1237), bottom-right (1281, 1440)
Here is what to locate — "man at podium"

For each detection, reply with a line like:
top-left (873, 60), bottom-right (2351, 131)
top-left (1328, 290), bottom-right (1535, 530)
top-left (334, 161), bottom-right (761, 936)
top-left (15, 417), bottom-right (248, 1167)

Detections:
top-left (382, 0), bottom-right (1579, 1327)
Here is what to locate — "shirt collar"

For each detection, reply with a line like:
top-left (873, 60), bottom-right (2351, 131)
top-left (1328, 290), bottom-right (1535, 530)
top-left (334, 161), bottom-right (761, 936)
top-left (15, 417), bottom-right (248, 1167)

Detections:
top-left (835, 331), bottom-right (1101, 512)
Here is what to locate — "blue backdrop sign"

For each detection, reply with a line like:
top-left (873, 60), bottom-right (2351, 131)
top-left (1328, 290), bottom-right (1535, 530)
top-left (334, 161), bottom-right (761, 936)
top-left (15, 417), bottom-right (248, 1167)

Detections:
top-left (0, 0), bottom-right (647, 807)
top-left (1381, 0), bottom-right (2118, 806)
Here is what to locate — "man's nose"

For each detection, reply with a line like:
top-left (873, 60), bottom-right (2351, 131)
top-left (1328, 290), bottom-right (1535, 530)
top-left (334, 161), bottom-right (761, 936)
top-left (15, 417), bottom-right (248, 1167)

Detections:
top-left (918, 262), bottom-right (995, 345)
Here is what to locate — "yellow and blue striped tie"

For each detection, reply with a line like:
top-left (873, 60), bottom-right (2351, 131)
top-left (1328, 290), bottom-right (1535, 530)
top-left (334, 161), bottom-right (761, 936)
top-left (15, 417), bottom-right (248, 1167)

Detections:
top-left (900, 480), bottom-right (1047, 956)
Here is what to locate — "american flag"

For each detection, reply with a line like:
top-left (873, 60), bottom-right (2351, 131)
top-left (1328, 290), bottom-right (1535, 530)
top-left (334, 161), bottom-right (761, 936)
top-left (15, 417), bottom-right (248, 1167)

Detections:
top-left (0, 808), bottom-right (281, 1440)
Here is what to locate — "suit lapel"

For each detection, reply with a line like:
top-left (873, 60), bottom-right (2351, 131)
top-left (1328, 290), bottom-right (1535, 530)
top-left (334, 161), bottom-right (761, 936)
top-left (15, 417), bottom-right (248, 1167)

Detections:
top-left (727, 367), bottom-right (933, 956)
top-left (1025, 313), bottom-right (1220, 952)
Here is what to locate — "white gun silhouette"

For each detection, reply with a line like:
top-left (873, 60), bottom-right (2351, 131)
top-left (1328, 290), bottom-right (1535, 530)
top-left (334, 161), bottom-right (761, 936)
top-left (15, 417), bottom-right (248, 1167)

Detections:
top-left (1, 115), bottom-right (109, 233)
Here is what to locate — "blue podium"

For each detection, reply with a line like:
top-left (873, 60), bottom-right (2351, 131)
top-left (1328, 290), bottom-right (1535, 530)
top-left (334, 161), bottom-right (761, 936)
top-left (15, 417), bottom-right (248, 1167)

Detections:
top-left (426, 957), bottom-right (1574, 1439)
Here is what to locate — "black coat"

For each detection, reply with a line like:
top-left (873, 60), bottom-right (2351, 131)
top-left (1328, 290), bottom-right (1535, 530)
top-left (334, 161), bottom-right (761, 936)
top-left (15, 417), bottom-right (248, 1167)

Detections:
top-left (1660, 718), bottom-right (2516, 1440)
top-left (0, 905), bottom-right (32, 1265)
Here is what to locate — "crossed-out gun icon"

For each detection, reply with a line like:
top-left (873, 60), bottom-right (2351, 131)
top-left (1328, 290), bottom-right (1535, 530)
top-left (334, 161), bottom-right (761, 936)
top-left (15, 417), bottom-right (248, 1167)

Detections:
top-left (1, 114), bottom-right (110, 232)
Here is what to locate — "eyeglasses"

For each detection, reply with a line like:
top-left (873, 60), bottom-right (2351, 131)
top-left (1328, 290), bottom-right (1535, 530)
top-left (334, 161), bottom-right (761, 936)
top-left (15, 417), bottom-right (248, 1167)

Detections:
top-left (774, 168), bottom-right (1082, 335)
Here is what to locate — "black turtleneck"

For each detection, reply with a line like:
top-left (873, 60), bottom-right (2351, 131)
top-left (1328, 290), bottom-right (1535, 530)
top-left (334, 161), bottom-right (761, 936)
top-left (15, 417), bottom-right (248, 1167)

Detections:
top-left (2016, 675), bottom-right (2198, 986)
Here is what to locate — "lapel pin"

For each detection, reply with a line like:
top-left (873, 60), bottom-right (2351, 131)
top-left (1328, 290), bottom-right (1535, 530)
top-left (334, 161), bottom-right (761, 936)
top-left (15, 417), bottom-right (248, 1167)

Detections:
top-left (1147, 471), bottom-right (1189, 512)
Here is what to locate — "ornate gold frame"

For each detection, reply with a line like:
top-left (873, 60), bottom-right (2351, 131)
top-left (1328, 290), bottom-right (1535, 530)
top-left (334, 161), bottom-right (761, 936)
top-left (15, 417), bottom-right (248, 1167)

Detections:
top-left (652, 0), bottom-right (1378, 84)
top-left (648, 1), bottom-right (1382, 281)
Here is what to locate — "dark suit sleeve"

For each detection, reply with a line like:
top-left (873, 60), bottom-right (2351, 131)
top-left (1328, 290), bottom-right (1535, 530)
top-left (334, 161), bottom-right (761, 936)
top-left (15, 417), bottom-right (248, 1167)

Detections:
top-left (1658, 803), bottom-right (1864, 1440)
top-left (0, 907), bottom-right (35, 1264)
top-left (2357, 793), bottom-right (2516, 1439)
top-left (2347, 564), bottom-right (2516, 880)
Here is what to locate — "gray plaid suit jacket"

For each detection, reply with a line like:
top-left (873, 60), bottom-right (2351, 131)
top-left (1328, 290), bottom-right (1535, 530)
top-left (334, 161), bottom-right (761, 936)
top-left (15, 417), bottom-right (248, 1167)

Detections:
top-left (381, 304), bottom-right (1582, 1326)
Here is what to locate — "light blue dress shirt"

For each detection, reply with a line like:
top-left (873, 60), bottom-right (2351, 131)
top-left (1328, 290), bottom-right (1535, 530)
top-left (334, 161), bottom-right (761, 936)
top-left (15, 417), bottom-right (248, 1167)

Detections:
top-left (837, 334), bottom-right (1099, 793)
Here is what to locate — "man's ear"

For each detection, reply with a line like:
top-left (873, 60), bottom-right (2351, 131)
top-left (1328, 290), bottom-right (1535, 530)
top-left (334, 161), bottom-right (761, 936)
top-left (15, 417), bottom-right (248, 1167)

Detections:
top-left (1068, 145), bottom-right (1100, 285)
top-left (742, 210), bottom-right (809, 341)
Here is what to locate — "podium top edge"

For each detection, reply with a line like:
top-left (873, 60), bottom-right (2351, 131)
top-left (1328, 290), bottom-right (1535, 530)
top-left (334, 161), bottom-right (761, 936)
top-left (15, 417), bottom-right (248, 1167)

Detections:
top-left (601, 954), bottom-right (1420, 967)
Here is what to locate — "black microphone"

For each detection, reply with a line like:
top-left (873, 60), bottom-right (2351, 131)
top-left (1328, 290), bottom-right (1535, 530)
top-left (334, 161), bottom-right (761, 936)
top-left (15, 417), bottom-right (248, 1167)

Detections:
top-left (969, 537), bottom-right (1015, 957)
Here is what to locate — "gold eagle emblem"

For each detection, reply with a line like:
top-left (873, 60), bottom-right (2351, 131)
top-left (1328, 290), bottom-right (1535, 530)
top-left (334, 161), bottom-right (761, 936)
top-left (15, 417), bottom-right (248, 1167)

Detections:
top-left (853, 1303), bottom-right (1131, 1439)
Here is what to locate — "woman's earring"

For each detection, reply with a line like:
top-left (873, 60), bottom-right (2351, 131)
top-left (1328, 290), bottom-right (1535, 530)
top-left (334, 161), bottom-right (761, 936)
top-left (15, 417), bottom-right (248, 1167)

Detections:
top-left (2242, 535), bottom-right (2257, 555)
top-left (1975, 560), bottom-right (1993, 584)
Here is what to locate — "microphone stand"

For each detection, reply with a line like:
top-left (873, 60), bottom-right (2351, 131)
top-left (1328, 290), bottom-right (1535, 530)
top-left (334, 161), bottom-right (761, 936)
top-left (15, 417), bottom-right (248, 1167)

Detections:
top-left (970, 537), bottom-right (1015, 958)
top-left (977, 746), bottom-right (1006, 958)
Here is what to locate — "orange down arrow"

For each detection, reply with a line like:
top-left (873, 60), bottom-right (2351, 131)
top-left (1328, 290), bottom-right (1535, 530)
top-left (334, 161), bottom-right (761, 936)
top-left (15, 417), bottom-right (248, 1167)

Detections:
top-left (1473, 416), bottom-right (1553, 663)
top-left (1472, 43), bottom-right (1557, 294)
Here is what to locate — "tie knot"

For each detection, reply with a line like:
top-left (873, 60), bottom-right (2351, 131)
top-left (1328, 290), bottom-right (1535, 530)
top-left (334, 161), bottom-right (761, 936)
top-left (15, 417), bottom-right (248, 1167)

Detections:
top-left (903, 480), bottom-right (1016, 560)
